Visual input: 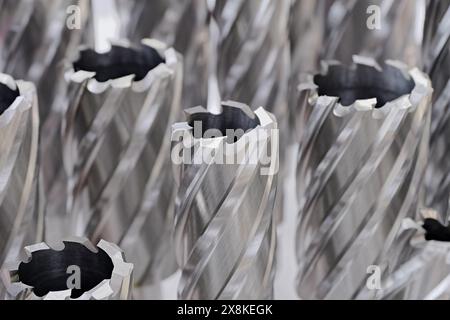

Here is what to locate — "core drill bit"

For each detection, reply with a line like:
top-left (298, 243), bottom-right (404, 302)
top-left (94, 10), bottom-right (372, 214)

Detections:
top-left (1, 237), bottom-right (133, 300)
top-left (423, 0), bottom-right (450, 72)
top-left (213, 0), bottom-right (290, 121)
top-left (0, 74), bottom-right (40, 295)
top-left (119, 0), bottom-right (290, 118)
top-left (422, 1), bottom-right (450, 222)
top-left (0, 2), bottom-right (91, 235)
top-left (53, 39), bottom-right (182, 288)
top-left (295, 56), bottom-right (432, 299)
top-left (289, 0), bottom-right (325, 77)
top-left (361, 216), bottom-right (450, 300)
top-left (0, 0), bottom-right (46, 78)
top-left (321, 0), bottom-right (425, 66)
top-left (172, 101), bottom-right (278, 299)
top-left (116, 0), bottom-right (190, 46)
top-left (0, 0), bottom-right (90, 91)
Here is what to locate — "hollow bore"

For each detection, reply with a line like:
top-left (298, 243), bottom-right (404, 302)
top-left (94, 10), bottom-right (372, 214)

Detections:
top-left (0, 82), bottom-right (20, 116)
top-left (423, 219), bottom-right (450, 242)
top-left (188, 104), bottom-right (260, 143)
top-left (73, 44), bottom-right (165, 82)
top-left (18, 242), bottom-right (114, 299)
top-left (314, 64), bottom-right (415, 108)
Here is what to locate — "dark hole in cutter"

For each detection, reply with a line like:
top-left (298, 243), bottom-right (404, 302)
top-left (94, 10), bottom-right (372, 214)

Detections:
top-left (73, 44), bottom-right (165, 82)
top-left (423, 218), bottom-right (450, 242)
top-left (314, 64), bottom-right (415, 108)
top-left (18, 242), bottom-right (114, 299)
top-left (0, 82), bottom-right (20, 116)
top-left (188, 105), bottom-right (260, 143)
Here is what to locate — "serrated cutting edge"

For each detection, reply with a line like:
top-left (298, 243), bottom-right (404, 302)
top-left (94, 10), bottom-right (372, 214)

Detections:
top-left (1, 237), bottom-right (133, 300)
top-left (294, 56), bottom-right (432, 299)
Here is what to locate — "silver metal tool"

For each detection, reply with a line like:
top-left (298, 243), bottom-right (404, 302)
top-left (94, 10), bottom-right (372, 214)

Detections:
top-left (38, 1), bottom-right (91, 232)
top-left (289, 0), bottom-right (325, 77)
top-left (295, 56), bottom-right (432, 299)
top-left (321, 0), bottom-right (425, 66)
top-left (422, 0), bottom-right (450, 222)
top-left (120, 0), bottom-right (290, 117)
top-left (0, 74), bottom-right (41, 296)
top-left (0, 1), bottom-right (91, 237)
top-left (358, 213), bottom-right (450, 300)
top-left (423, 0), bottom-right (450, 72)
top-left (0, 0), bottom-right (47, 78)
top-left (49, 39), bottom-right (182, 292)
top-left (1, 237), bottom-right (133, 300)
top-left (172, 101), bottom-right (279, 299)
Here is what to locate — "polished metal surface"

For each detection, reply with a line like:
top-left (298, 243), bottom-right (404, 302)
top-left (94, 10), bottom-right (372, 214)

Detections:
top-left (172, 101), bottom-right (278, 299)
top-left (423, 0), bottom-right (450, 73)
top-left (0, 1), bottom-right (91, 241)
top-left (295, 56), bottom-right (432, 299)
top-left (1, 237), bottom-right (133, 300)
top-left (48, 39), bottom-right (182, 291)
top-left (2, 0), bottom-right (450, 301)
top-left (289, 0), bottom-right (325, 75)
top-left (0, 0), bottom-right (46, 79)
top-left (385, 238), bottom-right (450, 300)
top-left (0, 74), bottom-right (41, 296)
top-left (320, 0), bottom-right (425, 66)
top-left (358, 213), bottom-right (450, 300)
top-left (119, 0), bottom-right (290, 117)
top-left (423, 1), bottom-right (450, 222)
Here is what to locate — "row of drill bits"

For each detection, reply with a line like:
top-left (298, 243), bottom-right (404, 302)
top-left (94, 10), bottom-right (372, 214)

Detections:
top-left (0, 0), bottom-right (448, 300)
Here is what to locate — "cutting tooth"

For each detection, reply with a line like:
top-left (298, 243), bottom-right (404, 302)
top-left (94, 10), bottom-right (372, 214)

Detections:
top-left (294, 58), bottom-right (432, 299)
top-left (43, 39), bottom-right (182, 297)
top-left (172, 101), bottom-right (278, 299)
top-left (1, 238), bottom-right (133, 300)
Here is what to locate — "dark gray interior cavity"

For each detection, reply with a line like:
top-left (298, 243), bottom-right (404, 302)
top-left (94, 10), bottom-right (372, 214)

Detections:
top-left (18, 242), bottom-right (114, 299)
top-left (187, 105), bottom-right (260, 143)
top-left (314, 64), bottom-right (415, 108)
top-left (423, 218), bottom-right (450, 242)
top-left (73, 44), bottom-right (165, 82)
top-left (0, 82), bottom-right (20, 116)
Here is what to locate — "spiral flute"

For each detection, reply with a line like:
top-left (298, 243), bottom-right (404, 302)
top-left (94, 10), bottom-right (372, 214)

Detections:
top-left (52, 39), bottom-right (182, 289)
top-left (0, 74), bottom-right (40, 295)
top-left (172, 101), bottom-right (278, 299)
top-left (422, 1), bottom-right (450, 221)
top-left (359, 216), bottom-right (450, 300)
top-left (321, 0), bottom-right (424, 66)
top-left (295, 56), bottom-right (432, 299)
top-left (0, 0), bottom-right (47, 78)
top-left (1, 237), bottom-right (133, 300)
